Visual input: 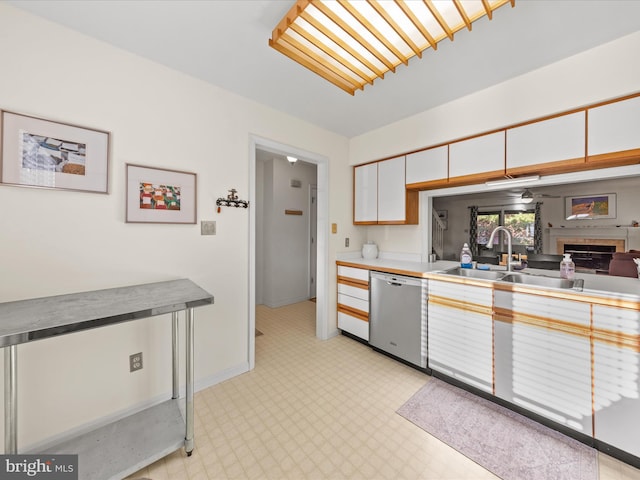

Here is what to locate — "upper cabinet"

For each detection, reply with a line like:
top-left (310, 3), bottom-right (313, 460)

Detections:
top-left (506, 111), bottom-right (586, 176)
top-left (354, 156), bottom-right (418, 225)
top-left (352, 93), bottom-right (640, 225)
top-left (353, 162), bottom-right (378, 224)
top-left (588, 95), bottom-right (640, 166)
top-left (405, 146), bottom-right (448, 190)
top-left (448, 131), bottom-right (505, 185)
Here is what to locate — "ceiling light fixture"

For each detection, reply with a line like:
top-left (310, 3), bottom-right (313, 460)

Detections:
top-left (520, 188), bottom-right (534, 204)
top-left (269, 0), bottom-right (515, 95)
top-left (287, 155), bottom-right (298, 165)
top-left (485, 175), bottom-right (540, 187)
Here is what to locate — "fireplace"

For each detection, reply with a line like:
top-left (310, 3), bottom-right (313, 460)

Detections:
top-left (556, 238), bottom-right (625, 274)
top-left (562, 244), bottom-right (616, 274)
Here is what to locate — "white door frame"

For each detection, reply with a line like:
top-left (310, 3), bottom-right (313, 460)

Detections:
top-left (248, 135), bottom-right (330, 370)
top-left (309, 184), bottom-right (318, 299)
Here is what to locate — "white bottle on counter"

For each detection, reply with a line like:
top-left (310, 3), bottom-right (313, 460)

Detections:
top-left (362, 241), bottom-right (378, 260)
top-left (460, 243), bottom-right (473, 269)
top-left (560, 253), bottom-right (575, 279)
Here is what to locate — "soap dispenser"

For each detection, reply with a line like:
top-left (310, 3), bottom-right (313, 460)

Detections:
top-left (460, 243), bottom-right (473, 269)
top-left (560, 253), bottom-right (575, 280)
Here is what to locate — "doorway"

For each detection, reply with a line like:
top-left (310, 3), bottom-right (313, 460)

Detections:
top-left (249, 135), bottom-right (330, 370)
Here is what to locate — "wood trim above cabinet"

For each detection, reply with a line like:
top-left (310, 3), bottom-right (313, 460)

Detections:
top-left (586, 148), bottom-right (640, 167)
top-left (506, 156), bottom-right (586, 177)
top-left (406, 178), bottom-right (449, 191)
top-left (446, 169), bottom-right (505, 188)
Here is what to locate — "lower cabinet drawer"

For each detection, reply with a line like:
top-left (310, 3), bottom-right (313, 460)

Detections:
top-left (338, 283), bottom-right (368, 301)
top-left (338, 312), bottom-right (369, 341)
top-left (338, 293), bottom-right (368, 313)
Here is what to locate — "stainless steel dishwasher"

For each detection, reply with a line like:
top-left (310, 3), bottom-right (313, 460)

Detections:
top-left (369, 271), bottom-right (427, 369)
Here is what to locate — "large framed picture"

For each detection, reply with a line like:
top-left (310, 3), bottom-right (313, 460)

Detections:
top-left (126, 164), bottom-right (197, 224)
top-left (0, 110), bottom-right (109, 193)
top-left (565, 193), bottom-right (616, 220)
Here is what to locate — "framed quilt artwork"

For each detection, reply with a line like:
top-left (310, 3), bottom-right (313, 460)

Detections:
top-left (126, 164), bottom-right (197, 224)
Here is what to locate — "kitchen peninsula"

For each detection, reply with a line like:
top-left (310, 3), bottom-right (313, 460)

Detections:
top-left (337, 255), bottom-right (640, 467)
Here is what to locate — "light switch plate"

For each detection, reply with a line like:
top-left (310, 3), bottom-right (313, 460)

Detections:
top-left (201, 221), bottom-right (216, 235)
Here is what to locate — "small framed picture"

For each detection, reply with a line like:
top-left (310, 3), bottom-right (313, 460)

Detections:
top-left (126, 164), bottom-right (197, 224)
top-left (565, 193), bottom-right (616, 220)
top-left (0, 110), bottom-right (110, 193)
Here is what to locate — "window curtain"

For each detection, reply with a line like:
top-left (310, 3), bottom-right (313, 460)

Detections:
top-left (469, 205), bottom-right (479, 257)
top-left (534, 202), bottom-right (543, 254)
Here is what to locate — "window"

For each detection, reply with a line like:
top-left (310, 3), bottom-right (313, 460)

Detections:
top-left (476, 212), bottom-right (500, 246)
top-left (477, 209), bottom-right (535, 251)
top-left (504, 210), bottom-right (535, 247)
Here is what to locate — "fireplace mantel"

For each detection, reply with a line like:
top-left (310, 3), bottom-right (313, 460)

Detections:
top-left (548, 227), bottom-right (640, 253)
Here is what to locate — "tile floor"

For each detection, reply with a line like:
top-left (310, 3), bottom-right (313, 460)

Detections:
top-left (129, 300), bottom-right (640, 480)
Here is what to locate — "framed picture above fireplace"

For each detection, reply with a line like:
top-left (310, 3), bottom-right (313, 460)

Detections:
top-left (565, 193), bottom-right (616, 220)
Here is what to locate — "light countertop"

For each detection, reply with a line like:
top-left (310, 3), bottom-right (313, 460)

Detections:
top-left (337, 255), bottom-right (640, 302)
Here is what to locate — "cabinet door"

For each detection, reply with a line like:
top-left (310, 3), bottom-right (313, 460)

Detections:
top-left (588, 95), bottom-right (640, 159)
top-left (506, 112), bottom-right (585, 175)
top-left (377, 156), bottom-right (406, 223)
top-left (406, 146), bottom-right (448, 187)
top-left (449, 131), bottom-right (505, 181)
top-left (427, 280), bottom-right (493, 392)
top-left (354, 163), bottom-right (378, 223)
top-left (593, 304), bottom-right (640, 457)
top-left (497, 292), bottom-right (593, 435)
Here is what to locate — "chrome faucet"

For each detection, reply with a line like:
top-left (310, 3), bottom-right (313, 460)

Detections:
top-left (486, 226), bottom-right (513, 272)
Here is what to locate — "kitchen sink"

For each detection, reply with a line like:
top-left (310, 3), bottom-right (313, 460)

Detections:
top-left (442, 267), bottom-right (507, 280)
top-left (500, 273), bottom-right (584, 290)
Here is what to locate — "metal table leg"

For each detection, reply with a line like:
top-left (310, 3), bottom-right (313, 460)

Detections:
top-left (4, 345), bottom-right (17, 454)
top-left (185, 308), bottom-right (194, 456)
top-left (172, 312), bottom-right (179, 400)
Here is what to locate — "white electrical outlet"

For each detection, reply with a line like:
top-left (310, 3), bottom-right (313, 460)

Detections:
top-left (201, 221), bottom-right (216, 235)
top-left (130, 352), bottom-right (143, 372)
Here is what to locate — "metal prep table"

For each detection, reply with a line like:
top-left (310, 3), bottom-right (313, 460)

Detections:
top-left (0, 278), bottom-right (214, 479)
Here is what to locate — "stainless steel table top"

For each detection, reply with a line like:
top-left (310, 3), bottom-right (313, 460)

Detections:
top-left (0, 279), bottom-right (214, 346)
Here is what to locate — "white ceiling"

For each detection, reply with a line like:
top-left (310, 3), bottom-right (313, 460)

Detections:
top-left (8, 0), bottom-right (640, 138)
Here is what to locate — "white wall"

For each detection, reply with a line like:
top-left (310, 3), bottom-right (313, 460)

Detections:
top-left (0, 4), bottom-right (351, 449)
top-left (259, 158), bottom-right (317, 307)
top-left (351, 31), bottom-right (640, 256)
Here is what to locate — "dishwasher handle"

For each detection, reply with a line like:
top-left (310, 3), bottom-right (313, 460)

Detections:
top-left (371, 272), bottom-right (423, 288)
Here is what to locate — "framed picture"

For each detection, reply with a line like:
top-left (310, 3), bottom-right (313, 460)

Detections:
top-left (126, 164), bottom-right (197, 224)
top-left (1, 110), bottom-right (109, 193)
top-left (565, 193), bottom-right (616, 220)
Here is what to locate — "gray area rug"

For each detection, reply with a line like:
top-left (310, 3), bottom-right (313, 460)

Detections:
top-left (397, 378), bottom-right (597, 480)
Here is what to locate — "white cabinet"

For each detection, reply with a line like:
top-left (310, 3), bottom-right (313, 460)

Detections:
top-left (405, 146), bottom-right (448, 187)
top-left (337, 265), bottom-right (369, 341)
top-left (506, 112), bottom-right (586, 174)
top-left (494, 290), bottom-right (593, 435)
top-left (353, 156), bottom-right (417, 225)
top-left (378, 156), bottom-right (406, 222)
top-left (588, 95), bottom-right (640, 160)
top-left (427, 280), bottom-right (493, 393)
top-left (593, 304), bottom-right (640, 457)
top-left (449, 131), bottom-right (505, 180)
top-left (353, 163), bottom-right (378, 223)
